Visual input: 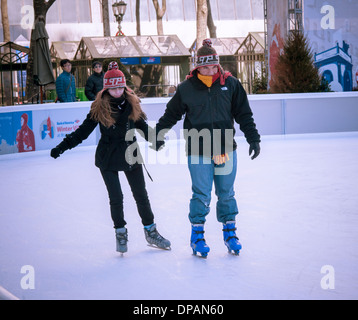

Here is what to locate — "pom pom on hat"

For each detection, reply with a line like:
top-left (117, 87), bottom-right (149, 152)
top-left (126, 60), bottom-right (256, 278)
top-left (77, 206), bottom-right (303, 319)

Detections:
top-left (104, 61), bottom-right (126, 89)
top-left (202, 39), bottom-right (213, 48)
top-left (195, 38), bottom-right (219, 68)
top-left (108, 61), bottom-right (119, 70)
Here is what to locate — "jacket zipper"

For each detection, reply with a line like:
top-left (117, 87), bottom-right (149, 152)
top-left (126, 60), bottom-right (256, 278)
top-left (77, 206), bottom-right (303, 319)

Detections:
top-left (209, 87), bottom-right (214, 157)
top-left (208, 87), bottom-right (214, 132)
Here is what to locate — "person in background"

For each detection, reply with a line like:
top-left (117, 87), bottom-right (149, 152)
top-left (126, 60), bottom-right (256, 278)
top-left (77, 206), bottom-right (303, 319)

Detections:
top-left (56, 59), bottom-right (76, 103)
top-left (85, 61), bottom-right (104, 101)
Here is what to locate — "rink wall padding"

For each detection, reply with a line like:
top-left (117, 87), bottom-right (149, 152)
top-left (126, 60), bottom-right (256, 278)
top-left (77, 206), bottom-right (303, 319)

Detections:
top-left (1, 92), bottom-right (358, 155)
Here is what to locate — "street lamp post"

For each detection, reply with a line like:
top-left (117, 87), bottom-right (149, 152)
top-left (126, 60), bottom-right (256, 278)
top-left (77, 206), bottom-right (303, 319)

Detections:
top-left (112, 0), bottom-right (127, 36)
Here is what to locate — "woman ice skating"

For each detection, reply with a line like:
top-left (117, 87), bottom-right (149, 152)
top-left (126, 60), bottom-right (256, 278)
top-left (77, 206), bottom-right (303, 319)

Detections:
top-left (155, 39), bottom-right (261, 258)
top-left (50, 61), bottom-right (171, 253)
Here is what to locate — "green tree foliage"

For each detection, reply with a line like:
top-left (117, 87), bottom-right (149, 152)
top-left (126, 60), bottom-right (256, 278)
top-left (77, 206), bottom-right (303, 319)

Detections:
top-left (252, 71), bottom-right (268, 94)
top-left (270, 31), bottom-right (330, 93)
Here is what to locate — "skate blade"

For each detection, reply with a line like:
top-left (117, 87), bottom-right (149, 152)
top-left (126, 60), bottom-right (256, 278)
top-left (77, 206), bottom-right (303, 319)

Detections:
top-left (192, 249), bottom-right (208, 259)
top-left (147, 244), bottom-right (171, 251)
top-left (225, 243), bottom-right (241, 256)
top-left (227, 248), bottom-right (240, 256)
top-left (229, 251), bottom-right (240, 256)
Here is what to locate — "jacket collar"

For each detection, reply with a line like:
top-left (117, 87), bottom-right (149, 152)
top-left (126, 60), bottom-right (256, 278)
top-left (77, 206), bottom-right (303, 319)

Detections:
top-left (186, 66), bottom-right (232, 88)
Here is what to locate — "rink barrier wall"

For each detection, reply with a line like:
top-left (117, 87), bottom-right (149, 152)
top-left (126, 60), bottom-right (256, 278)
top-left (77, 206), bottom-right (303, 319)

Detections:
top-left (1, 91), bottom-right (358, 155)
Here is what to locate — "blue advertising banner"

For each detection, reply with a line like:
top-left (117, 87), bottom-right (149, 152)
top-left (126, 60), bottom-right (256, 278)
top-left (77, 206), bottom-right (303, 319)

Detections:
top-left (0, 113), bottom-right (15, 154)
top-left (120, 57), bottom-right (140, 65)
top-left (0, 111), bottom-right (35, 154)
top-left (0, 103), bottom-right (97, 155)
top-left (141, 57), bottom-right (161, 65)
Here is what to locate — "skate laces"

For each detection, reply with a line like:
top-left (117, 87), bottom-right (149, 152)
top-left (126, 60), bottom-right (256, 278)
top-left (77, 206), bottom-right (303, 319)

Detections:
top-left (116, 231), bottom-right (128, 244)
top-left (147, 228), bottom-right (165, 244)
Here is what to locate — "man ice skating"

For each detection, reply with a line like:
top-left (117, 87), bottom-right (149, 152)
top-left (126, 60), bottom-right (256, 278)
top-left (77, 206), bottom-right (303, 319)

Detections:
top-left (155, 39), bottom-right (261, 258)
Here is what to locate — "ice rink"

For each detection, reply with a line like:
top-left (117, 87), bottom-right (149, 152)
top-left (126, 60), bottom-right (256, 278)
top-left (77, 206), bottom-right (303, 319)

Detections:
top-left (0, 132), bottom-right (358, 300)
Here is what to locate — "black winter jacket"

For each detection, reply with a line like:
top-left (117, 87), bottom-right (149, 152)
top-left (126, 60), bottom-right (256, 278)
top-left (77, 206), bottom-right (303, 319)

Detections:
top-left (85, 72), bottom-right (104, 101)
top-left (58, 94), bottom-right (150, 171)
top-left (156, 70), bottom-right (260, 157)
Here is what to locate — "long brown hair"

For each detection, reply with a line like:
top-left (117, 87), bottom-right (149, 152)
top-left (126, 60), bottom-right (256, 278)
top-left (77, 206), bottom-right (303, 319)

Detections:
top-left (90, 87), bottom-right (147, 128)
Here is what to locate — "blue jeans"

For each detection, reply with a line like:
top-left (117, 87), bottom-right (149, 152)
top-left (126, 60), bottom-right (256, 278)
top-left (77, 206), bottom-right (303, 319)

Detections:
top-left (187, 151), bottom-right (239, 224)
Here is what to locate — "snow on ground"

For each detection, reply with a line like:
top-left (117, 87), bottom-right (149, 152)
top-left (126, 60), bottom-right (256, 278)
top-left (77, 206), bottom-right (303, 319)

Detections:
top-left (0, 132), bottom-right (358, 300)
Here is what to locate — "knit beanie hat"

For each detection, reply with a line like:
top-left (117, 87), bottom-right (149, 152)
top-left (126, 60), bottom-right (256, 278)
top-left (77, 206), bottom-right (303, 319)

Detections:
top-left (92, 61), bottom-right (102, 68)
top-left (103, 61), bottom-right (126, 89)
top-left (187, 39), bottom-right (232, 86)
top-left (195, 39), bottom-right (220, 68)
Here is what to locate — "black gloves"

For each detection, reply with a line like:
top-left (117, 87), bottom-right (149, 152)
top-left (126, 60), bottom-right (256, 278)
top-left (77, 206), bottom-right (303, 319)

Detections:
top-left (50, 135), bottom-right (72, 159)
top-left (150, 126), bottom-right (166, 151)
top-left (249, 142), bottom-right (260, 160)
top-left (50, 146), bottom-right (64, 159)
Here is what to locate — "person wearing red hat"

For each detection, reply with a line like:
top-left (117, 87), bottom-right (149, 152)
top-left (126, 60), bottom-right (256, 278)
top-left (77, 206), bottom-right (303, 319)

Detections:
top-left (50, 61), bottom-right (171, 254)
top-left (155, 39), bottom-right (261, 258)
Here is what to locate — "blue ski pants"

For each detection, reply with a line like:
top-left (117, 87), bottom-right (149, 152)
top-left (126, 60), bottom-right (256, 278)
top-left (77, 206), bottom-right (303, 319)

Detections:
top-left (187, 150), bottom-right (239, 224)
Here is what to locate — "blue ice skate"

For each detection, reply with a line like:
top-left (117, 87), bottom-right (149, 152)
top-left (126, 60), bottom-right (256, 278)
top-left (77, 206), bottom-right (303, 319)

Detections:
top-left (223, 221), bottom-right (242, 256)
top-left (191, 224), bottom-right (210, 258)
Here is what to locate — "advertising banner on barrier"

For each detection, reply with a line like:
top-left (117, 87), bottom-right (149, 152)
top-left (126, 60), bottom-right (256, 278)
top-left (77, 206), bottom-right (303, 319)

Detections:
top-left (0, 113), bottom-right (17, 155)
top-left (33, 108), bottom-right (96, 151)
top-left (0, 104), bottom-right (97, 155)
top-left (0, 111), bottom-right (35, 155)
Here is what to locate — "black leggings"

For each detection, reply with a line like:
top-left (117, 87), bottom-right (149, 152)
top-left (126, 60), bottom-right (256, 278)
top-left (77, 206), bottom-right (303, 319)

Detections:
top-left (100, 165), bottom-right (154, 229)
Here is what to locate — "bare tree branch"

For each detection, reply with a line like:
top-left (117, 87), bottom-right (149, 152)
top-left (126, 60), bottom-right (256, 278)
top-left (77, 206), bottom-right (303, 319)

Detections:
top-left (45, 0), bottom-right (56, 12)
top-left (152, 0), bottom-right (166, 35)
top-left (196, 0), bottom-right (208, 49)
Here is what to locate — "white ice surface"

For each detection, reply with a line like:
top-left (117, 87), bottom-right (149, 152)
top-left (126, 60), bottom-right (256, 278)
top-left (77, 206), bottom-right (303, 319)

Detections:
top-left (0, 132), bottom-right (358, 300)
